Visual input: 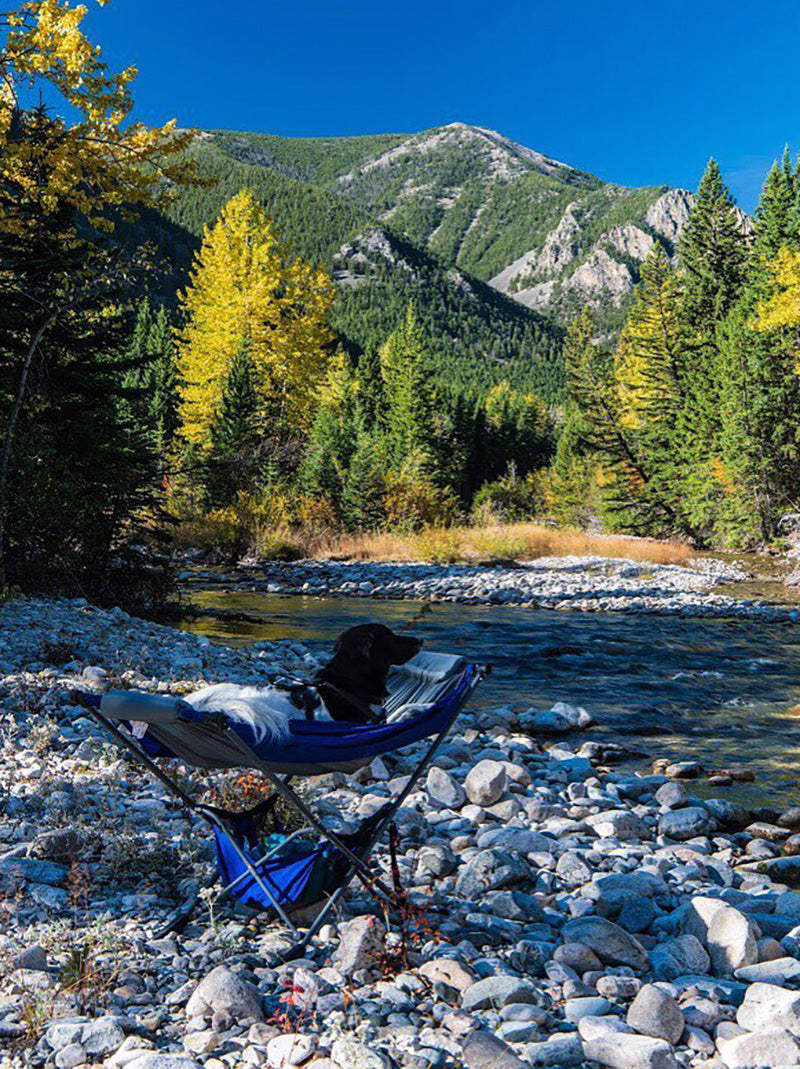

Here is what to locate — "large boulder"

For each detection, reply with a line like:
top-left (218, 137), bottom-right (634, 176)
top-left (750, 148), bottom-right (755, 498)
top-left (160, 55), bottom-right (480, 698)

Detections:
top-left (582, 1033), bottom-right (678, 1069)
top-left (464, 760), bottom-right (507, 806)
top-left (562, 916), bottom-right (649, 970)
top-left (682, 897), bottom-right (759, 976)
top-left (649, 935), bottom-right (711, 981)
top-left (185, 966), bottom-right (264, 1022)
top-left (455, 848), bottom-right (529, 899)
top-left (331, 915), bottom-right (386, 977)
top-left (627, 984), bottom-right (685, 1045)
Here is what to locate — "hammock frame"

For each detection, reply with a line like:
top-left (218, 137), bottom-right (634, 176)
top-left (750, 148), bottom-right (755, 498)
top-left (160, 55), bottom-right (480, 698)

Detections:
top-left (72, 656), bottom-right (486, 958)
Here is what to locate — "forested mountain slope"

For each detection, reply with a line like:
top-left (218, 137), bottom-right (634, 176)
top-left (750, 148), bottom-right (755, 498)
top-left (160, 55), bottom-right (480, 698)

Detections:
top-left (141, 122), bottom-right (710, 398)
top-left (203, 123), bottom-right (701, 333)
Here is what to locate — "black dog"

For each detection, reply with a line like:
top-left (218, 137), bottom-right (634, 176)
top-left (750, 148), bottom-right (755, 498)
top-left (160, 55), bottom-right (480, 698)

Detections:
top-left (315, 623), bottom-right (422, 723)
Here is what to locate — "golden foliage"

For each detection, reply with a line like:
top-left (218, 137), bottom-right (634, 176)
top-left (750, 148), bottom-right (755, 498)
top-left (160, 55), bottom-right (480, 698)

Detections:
top-left (0, 0), bottom-right (193, 232)
top-left (176, 189), bottom-right (335, 447)
top-left (755, 247), bottom-right (800, 334)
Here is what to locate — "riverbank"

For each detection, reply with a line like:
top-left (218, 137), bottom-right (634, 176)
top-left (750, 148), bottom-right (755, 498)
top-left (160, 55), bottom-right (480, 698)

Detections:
top-left (4, 599), bottom-right (800, 1069)
top-left (180, 553), bottom-right (800, 622)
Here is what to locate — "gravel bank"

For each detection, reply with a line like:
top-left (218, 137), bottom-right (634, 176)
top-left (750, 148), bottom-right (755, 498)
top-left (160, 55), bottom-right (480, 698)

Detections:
top-left (183, 555), bottom-right (795, 622)
top-left (3, 599), bottom-right (800, 1069)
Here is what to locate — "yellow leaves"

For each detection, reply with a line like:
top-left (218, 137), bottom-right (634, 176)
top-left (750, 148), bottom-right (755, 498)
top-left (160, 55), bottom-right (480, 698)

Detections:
top-left (711, 457), bottom-right (736, 495)
top-left (755, 247), bottom-right (800, 334)
top-left (177, 189), bottom-right (335, 449)
top-left (1, 0), bottom-right (195, 233)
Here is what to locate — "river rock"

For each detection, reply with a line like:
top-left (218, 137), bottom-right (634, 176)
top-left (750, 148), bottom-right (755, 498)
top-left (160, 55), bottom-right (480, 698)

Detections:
top-left (650, 934), bottom-right (711, 980)
top-left (462, 975), bottom-right (540, 1011)
top-left (331, 915), bottom-right (386, 976)
top-left (718, 1027), bottom-right (800, 1068)
top-left (125, 1057), bottom-right (201, 1069)
top-left (655, 781), bottom-right (689, 809)
top-left (658, 806), bottom-right (713, 840)
top-left (455, 848), bottom-right (529, 898)
top-left (464, 760), bottom-right (507, 805)
top-left (185, 966), bottom-right (264, 1022)
top-left (45, 1017), bottom-right (125, 1056)
top-left (562, 916), bottom-right (649, 969)
top-left (460, 1028), bottom-right (527, 1069)
top-left (266, 1033), bottom-right (316, 1067)
top-left (330, 1037), bottom-right (393, 1068)
top-left (736, 981), bottom-right (800, 1033)
top-left (585, 809), bottom-right (649, 841)
top-left (626, 984), bottom-right (685, 1044)
top-left (426, 766), bottom-right (466, 809)
top-left (683, 897), bottom-right (759, 976)
top-left (518, 702), bottom-right (593, 735)
top-left (419, 958), bottom-right (475, 992)
top-left (582, 1033), bottom-right (678, 1069)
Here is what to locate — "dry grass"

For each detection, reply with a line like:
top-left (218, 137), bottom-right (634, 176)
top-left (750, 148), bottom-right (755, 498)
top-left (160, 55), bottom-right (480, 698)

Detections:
top-left (313, 523), bottom-right (693, 566)
top-left (172, 509), bottom-right (693, 567)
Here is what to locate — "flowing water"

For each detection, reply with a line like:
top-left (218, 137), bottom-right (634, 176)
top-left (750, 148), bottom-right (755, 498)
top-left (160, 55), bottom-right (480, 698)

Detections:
top-left (178, 584), bottom-right (800, 809)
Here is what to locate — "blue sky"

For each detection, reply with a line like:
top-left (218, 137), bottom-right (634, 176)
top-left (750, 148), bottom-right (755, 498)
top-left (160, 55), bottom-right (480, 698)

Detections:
top-left (85, 0), bottom-right (799, 212)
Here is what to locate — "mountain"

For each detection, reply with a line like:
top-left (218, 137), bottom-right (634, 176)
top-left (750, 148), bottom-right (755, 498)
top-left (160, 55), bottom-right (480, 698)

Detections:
top-left (145, 122), bottom-right (702, 399)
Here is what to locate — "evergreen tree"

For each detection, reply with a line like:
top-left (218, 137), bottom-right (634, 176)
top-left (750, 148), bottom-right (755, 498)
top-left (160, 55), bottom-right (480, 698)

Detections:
top-left (354, 346), bottom-right (386, 433)
top-left (0, 109), bottom-right (161, 601)
top-left (299, 364), bottom-right (358, 513)
top-left (680, 159), bottom-right (748, 328)
top-left (754, 153), bottom-right (796, 261)
top-left (380, 305), bottom-right (434, 471)
top-left (341, 434), bottom-right (386, 531)
top-left (205, 340), bottom-right (260, 507)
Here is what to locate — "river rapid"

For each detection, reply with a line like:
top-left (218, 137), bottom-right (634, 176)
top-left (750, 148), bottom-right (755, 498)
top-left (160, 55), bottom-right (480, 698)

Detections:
top-left (179, 584), bottom-right (800, 809)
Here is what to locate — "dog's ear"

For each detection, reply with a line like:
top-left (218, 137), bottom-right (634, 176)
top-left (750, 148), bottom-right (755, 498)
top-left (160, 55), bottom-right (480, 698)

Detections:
top-left (334, 626), bottom-right (373, 662)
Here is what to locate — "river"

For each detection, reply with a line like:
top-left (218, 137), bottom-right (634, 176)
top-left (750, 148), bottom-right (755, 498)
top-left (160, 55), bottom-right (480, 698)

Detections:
top-left (177, 585), bottom-right (800, 809)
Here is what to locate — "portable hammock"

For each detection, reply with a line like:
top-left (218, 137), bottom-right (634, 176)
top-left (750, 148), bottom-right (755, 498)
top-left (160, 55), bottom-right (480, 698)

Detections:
top-left (72, 651), bottom-right (486, 957)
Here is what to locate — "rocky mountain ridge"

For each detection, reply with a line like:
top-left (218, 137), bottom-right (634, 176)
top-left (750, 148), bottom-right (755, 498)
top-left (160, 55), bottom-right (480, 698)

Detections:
top-left (208, 123), bottom-right (743, 333)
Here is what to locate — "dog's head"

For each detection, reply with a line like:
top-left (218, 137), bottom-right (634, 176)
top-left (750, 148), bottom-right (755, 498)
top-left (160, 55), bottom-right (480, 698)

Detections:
top-left (316, 622), bottom-right (423, 713)
top-left (333, 623), bottom-right (422, 678)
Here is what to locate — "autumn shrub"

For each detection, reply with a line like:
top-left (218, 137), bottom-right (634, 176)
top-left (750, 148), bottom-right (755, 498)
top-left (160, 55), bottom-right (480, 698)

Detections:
top-left (471, 465), bottom-right (545, 524)
top-left (383, 472), bottom-right (460, 532)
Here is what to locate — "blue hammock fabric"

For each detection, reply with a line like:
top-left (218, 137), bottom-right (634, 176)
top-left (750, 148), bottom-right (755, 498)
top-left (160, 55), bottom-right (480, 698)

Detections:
top-left (214, 828), bottom-right (337, 913)
top-left (113, 662), bottom-right (476, 774)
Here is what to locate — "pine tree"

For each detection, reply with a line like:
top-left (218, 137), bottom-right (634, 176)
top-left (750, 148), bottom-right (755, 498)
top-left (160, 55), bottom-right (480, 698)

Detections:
top-left (355, 346), bottom-right (386, 433)
top-left (205, 340), bottom-right (260, 507)
top-left (380, 305), bottom-right (434, 471)
top-left (680, 159), bottom-right (748, 327)
top-left (341, 434), bottom-right (386, 531)
top-left (299, 363), bottom-right (358, 512)
top-left (754, 153), bottom-right (796, 261)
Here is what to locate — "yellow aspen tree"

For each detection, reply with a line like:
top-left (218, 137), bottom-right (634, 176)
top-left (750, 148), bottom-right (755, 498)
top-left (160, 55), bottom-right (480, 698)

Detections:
top-left (177, 189), bottom-right (335, 448)
top-left (0, 0), bottom-right (193, 234)
top-left (755, 247), bottom-right (800, 333)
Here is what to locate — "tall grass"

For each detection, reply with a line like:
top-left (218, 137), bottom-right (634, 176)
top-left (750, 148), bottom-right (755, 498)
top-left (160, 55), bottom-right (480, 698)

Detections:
top-left (174, 514), bottom-right (692, 566)
top-left (314, 523), bottom-right (693, 566)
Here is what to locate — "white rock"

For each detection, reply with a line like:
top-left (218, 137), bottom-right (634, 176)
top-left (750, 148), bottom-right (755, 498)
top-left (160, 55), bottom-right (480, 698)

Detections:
top-left (736, 982), bottom-right (800, 1034)
top-left (464, 760), bottom-right (507, 806)
top-left (266, 1033), bottom-right (316, 1067)
top-left (719, 1027), bottom-right (800, 1068)
top-left (683, 897), bottom-right (759, 976)
top-left (583, 1033), bottom-right (678, 1069)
